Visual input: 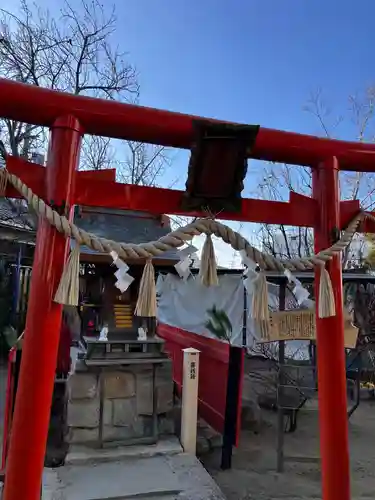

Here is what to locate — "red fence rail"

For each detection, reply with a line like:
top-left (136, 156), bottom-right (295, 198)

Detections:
top-left (157, 323), bottom-right (243, 445)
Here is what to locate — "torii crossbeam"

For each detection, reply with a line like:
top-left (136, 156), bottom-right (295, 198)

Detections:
top-left (1, 78), bottom-right (375, 500)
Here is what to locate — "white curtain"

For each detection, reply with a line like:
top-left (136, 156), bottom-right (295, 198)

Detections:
top-left (157, 273), bottom-right (256, 347)
top-left (156, 272), bottom-right (311, 357)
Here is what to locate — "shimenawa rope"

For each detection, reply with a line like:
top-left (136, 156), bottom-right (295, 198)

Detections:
top-left (0, 169), bottom-right (365, 323)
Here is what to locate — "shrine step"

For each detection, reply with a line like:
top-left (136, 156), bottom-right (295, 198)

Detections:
top-left (43, 458), bottom-right (181, 499)
top-left (43, 452), bottom-right (226, 500)
top-left (65, 437), bottom-right (182, 466)
top-left (114, 304), bottom-right (133, 329)
top-left (43, 453), bottom-right (226, 500)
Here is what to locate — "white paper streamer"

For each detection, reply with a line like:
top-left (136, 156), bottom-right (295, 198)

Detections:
top-left (284, 269), bottom-right (310, 306)
top-left (175, 244), bottom-right (198, 281)
top-left (110, 251), bottom-right (134, 293)
top-left (240, 250), bottom-right (257, 278)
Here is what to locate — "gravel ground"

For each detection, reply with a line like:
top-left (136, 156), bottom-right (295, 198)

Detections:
top-left (202, 399), bottom-right (375, 500)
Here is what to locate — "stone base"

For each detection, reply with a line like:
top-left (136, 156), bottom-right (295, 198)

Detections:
top-left (65, 437), bottom-right (182, 465)
top-left (67, 361), bottom-right (175, 447)
top-left (171, 402), bottom-right (223, 457)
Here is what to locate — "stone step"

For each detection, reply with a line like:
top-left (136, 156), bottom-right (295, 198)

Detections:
top-left (93, 495), bottom-right (178, 500)
top-left (44, 457), bottom-right (182, 500)
top-left (43, 452), bottom-right (226, 500)
top-left (65, 437), bottom-right (182, 466)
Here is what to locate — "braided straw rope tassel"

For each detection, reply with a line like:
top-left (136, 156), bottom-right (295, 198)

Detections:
top-left (54, 245), bottom-right (80, 306)
top-left (135, 259), bottom-right (157, 317)
top-left (199, 232), bottom-right (219, 286)
top-left (318, 263), bottom-right (336, 318)
top-left (251, 271), bottom-right (270, 340)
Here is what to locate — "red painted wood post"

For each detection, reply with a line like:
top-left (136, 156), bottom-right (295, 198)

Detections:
top-left (313, 158), bottom-right (350, 500)
top-left (3, 116), bottom-right (82, 500)
top-left (1, 348), bottom-right (16, 470)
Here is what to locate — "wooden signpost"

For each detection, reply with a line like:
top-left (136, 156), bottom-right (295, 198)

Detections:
top-left (259, 309), bottom-right (358, 349)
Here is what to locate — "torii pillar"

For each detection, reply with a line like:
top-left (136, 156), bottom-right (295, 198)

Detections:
top-left (313, 157), bottom-right (351, 500)
top-left (2, 116), bottom-right (83, 500)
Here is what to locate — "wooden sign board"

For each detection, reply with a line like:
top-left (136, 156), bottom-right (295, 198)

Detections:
top-left (258, 309), bottom-right (358, 349)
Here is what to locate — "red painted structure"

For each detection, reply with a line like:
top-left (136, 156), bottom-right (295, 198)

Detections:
top-left (2, 348), bottom-right (17, 471)
top-left (158, 323), bottom-right (244, 445)
top-left (3, 116), bottom-right (82, 500)
top-left (0, 77), bottom-right (375, 500)
top-left (313, 160), bottom-right (350, 498)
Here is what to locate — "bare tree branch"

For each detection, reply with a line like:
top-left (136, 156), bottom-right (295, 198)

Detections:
top-left (0, 0), bottom-right (172, 228)
top-left (0, 0), bottom-right (138, 164)
top-left (255, 86), bottom-right (375, 269)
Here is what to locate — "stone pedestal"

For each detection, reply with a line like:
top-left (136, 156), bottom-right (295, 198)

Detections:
top-left (67, 361), bottom-right (175, 447)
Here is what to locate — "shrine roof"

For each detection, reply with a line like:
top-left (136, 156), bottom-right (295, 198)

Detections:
top-left (73, 206), bottom-right (181, 263)
top-left (0, 198), bottom-right (36, 243)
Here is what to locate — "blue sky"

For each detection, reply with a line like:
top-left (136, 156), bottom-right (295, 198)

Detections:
top-left (118, 0), bottom-right (375, 192)
top-left (119, 0), bottom-right (375, 136)
top-left (4, 0), bottom-right (375, 175)
top-left (114, 0), bottom-right (375, 263)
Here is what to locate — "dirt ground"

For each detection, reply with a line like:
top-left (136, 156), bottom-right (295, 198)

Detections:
top-left (202, 398), bottom-right (375, 500)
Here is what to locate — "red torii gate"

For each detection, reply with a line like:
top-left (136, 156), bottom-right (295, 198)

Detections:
top-left (1, 78), bottom-right (375, 500)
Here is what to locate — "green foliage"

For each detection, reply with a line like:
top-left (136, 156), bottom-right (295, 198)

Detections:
top-left (205, 305), bottom-right (232, 343)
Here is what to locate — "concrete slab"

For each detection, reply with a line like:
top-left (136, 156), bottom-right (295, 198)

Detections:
top-left (52, 458), bottom-right (182, 499)
top-left (66, 437), bottom-right (182, 465)
top-left (42, 452), bottom-right (226, 500)
top-left (42, 469), bottom-right (61, 500)
top-left (164, 453), bottom-right (226, 500)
